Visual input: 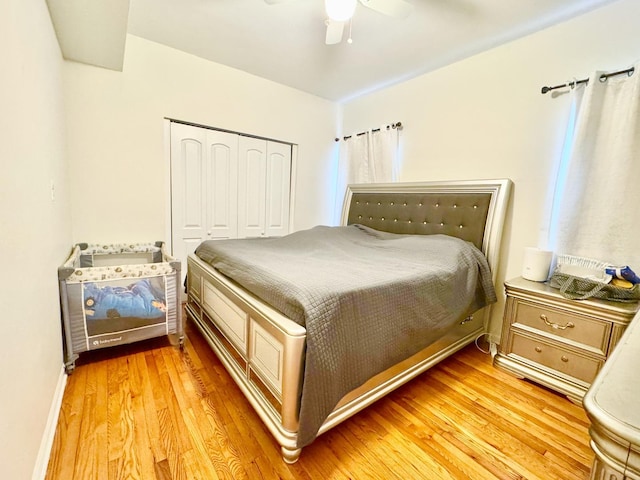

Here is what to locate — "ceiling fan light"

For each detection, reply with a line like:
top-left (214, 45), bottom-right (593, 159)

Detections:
top-left (325, 0), bottom-right (357, 22)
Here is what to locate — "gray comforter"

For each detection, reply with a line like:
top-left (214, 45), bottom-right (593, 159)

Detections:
top-left (195, 225), bottom-right (496, 448)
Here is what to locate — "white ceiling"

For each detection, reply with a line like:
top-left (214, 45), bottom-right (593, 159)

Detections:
top-left (47, 0), bottom-right (129, 70)
top-left (51, 0), bottom-right (619, 102)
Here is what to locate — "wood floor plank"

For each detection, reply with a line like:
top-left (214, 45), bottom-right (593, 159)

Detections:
top-left (71, 391), bottom-right (98, 480)
top-left (199, 396), bottom-right (250, 480)
top-left (325, 427), bottom-right (401, 480)
top-left (153, 350), bottom-right (194, 455)
top-left (196, 375), bottom-right (259, 477)
top-left (379, 395), bottom-right (507, 479)
top-left (432, 358), bottom-right (592, 462)
top-left (409, 394), bottom-right (543, 480)
top-left (156, 407), bottom-right (189, 480)
top-left (106, 356), bottom-right (127, 465)
top-left (543, 450), bottom-right (593, 480)
top-left (162, 349), bottom-right (221, 479)
top-left (415, 376), bottom-right (585, 480)
top-left (112, 360), bottom-right (144, 480)
top-left (150, 348), bottom-right (193, 479)
top-left (92, 358), bottom-right (110, 479)
top-left (135, 351), bottom-right (167, 464)
top-left (45, 362), bottom-right (87, 480)
top-left (128, 352), bottom-right (160, 479)
top-left (153, 458), bottom-right (173, 480)
top-left (345, 415), bottom-right (434, 480)
top-left (46, 317), bottom-right (595, 479)
top-left (174, 348), bottom-right (245, 480)
top-left (440, 429), bottom-right (524, 480)
top-left (365, 406), bottom-right (464, 479)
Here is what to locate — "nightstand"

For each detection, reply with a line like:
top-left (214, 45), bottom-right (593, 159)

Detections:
top-left (493, 277), bottom-right (639, 403)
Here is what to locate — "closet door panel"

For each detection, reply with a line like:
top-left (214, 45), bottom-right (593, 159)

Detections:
top-left (207, 131), bottom-right (238, 239)
top-left (183, 141), bottom-right (205, 228)
top-left (265, 142), bottom-right (291, 237)
top-left (171, 123), bottom-right (207, 276)
top-left (238, 136), bottom-right (267, 238)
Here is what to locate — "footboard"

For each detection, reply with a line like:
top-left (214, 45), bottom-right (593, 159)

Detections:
top-left (187, 253), bottom-right (488, 462)
top-left (186, 254), bottom-right (306, 462)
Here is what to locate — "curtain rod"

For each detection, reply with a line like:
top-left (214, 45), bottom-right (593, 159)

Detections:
top-left (334, 122), bottom-right (402, 142)
top-left (541, 66), bottom-right (635, 94)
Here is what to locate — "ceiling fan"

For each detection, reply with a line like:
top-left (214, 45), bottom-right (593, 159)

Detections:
top-left (264, 0), bottom-right (413, 45)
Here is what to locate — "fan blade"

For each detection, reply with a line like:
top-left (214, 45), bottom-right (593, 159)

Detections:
top-left (358, 0), bottom-right (413, 18)
top-left (264, 0), bottom-right (292, 4)
top-left (325, 20), bottom-right (345, 45)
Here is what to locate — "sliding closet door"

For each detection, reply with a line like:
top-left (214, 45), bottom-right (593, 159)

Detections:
top-left (170, 123), bottom-right (238, 275)
top-left (170, 123), bottom-right (206, 273)
top-left (238, 136), bottom-right (267, 238)
top-left (237, 137), bottom-right (292, 238)
top-left (206, 130), bottom-right (239, 239)
top-left (171, 123), bottom-right (292, 270)
top-left (265, 141), bottom-right (291, 237)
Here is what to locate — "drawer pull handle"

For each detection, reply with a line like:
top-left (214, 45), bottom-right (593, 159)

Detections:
top-left (535, 346), bottom-right (542, 353)
top-left (540, 314), bottom-right (575, 330)
top-left (561, 355), bottom-right (569, 363)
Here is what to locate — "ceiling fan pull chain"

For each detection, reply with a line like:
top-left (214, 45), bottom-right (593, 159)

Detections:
top-left (347, 18), bottom-right (353, 44)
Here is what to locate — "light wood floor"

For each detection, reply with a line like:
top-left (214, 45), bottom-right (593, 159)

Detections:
top-left (46, 318), bottom-right (594, 480)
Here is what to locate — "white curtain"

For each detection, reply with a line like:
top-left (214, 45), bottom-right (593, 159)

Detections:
top-left (334, 125), bottom-right (400, 222)
top-left (550, 63), bottom-right (640, 268)
top-left (340, 126), bottom-right (399, 184)
top-left (342, 131), bottom-right (371, 185)
top-left (369, 126), bottom-right (399, 183)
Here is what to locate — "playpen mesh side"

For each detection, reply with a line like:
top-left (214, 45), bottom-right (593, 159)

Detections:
top-left (63, 272), bottom-right (181, 354)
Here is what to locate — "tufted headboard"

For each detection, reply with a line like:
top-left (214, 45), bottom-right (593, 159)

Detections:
top-left (341, 179), bottom-right (512, 280)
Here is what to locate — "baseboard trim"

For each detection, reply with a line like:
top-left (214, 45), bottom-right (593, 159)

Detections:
top-left (32, 365), bottom-right (67, 480)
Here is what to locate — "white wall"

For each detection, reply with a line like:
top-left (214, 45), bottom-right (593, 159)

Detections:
top-left (63, 35), bottom-right (339, 245)
top-left (0, 1), bottom-right (72, 479)
top-left (342, 0), bottom-right (640, 340)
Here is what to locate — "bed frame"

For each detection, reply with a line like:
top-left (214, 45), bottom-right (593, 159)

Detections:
top-left (185, 179), bottom-right (512, 463)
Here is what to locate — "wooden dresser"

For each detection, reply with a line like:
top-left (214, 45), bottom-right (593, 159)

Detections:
top-left (494, 277), bottom-right (639, 402)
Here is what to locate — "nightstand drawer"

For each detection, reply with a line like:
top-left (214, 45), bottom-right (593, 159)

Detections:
top-left (514, 301), bottom-right (610, 354)
top-left (510, 333), bottom-right (603, 384)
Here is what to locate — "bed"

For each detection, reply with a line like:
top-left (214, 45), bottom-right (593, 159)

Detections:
top-left (185, 179), bottom-right (512, 463)
top-left (58, 241), bottom-right (183, 374)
